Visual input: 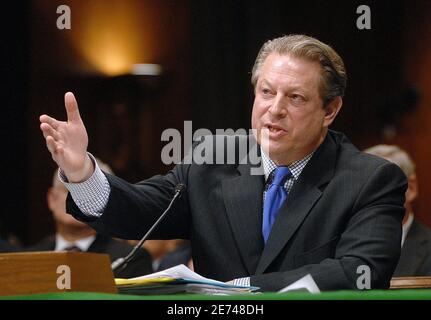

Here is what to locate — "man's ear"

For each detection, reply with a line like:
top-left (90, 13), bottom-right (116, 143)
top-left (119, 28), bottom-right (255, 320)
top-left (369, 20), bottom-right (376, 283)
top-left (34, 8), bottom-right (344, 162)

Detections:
top-left (323, 96), bottom-right (343, 127)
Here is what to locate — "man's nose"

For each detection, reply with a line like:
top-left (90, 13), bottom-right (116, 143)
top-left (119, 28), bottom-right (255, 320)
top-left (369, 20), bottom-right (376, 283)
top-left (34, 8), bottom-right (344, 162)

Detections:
top-left (268, 94), bottom-right (287, 117)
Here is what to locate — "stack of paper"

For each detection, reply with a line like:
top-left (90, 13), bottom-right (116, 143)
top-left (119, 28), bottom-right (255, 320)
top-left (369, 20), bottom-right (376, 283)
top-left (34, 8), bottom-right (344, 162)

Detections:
top-left (115, 264), bottom-right (259, 295)
top-left (277, 274), bottom-right (320, 294)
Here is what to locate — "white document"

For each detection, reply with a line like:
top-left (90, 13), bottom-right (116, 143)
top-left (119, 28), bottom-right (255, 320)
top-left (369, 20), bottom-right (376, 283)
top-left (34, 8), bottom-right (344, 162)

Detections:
top-left (277, 274), bottom-right (320, 294)
top-left (131, 264), bottom-right (225, 284)
top-left (130, 264), bottom-right (255, 289)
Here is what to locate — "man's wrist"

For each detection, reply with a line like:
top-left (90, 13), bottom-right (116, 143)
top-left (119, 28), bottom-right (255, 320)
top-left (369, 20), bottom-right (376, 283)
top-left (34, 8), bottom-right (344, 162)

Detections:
top-left (59, 153), bottom-right (110, 217)
top-left (65, 154), bottom-right (94, 183)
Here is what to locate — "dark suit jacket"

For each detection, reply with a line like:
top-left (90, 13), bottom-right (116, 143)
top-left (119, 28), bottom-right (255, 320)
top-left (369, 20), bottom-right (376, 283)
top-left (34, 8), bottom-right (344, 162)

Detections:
top-left (27, 234), bottom-right (153, 278)
top-left (68, 130), bottom-right (407, 291)
top-left (394, 220), bottom-right (431, 276)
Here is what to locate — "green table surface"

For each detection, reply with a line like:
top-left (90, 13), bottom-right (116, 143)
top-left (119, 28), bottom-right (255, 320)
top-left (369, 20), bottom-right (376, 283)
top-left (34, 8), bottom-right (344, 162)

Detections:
top-left (1, 289), bottom-right (431, 300)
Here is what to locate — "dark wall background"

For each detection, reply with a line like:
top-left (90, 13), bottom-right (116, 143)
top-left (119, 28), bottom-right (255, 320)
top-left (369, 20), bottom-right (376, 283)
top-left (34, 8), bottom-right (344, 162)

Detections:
top-left (1, 2), bottom-right (28, 242)
top-left (2, 0), bottom-right (430, 245)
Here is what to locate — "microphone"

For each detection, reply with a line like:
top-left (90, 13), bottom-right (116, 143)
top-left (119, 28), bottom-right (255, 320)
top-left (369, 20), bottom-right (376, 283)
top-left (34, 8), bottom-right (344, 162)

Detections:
top-left (111, 183), bottom-right (186, 272)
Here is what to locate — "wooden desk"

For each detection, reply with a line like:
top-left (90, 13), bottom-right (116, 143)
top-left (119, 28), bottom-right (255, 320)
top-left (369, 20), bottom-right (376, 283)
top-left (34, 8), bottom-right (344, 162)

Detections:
top-left (390, 277), bottom-right (431, 289)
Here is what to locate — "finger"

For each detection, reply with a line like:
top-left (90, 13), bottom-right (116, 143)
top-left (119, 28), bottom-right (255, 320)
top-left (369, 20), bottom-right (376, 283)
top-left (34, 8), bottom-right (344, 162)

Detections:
top-left (46, 136), bottom-right (64, 157)
top-left (39, 114), bottom-right (60, 130)
top-left (64, 92), bottom-right (82, 123)
top-left (40, 123), bottom-right (59, 140)
top-left (46, 136), bottom-right (58, 154)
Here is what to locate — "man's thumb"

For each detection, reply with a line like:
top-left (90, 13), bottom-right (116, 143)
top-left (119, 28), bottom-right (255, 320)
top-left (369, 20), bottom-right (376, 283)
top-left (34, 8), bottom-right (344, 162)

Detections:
top-left (64, 92), bottom-right (81, 123)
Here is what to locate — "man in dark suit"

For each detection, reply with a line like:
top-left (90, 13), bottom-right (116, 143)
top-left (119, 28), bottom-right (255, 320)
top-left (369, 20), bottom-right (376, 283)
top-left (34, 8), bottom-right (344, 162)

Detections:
top-left (26, 164), bottom-right (153, 279)
top-left (365, 145), bottom-right (431, 276)
top-left (27, 234), bottom-right (153, 279)
top-left (39, 34), bottom-right (407, 291)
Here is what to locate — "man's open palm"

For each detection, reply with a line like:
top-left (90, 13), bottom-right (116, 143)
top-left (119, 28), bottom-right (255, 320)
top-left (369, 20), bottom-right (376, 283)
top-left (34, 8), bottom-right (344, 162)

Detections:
top-left (40, 92), bottom-right (91, 182)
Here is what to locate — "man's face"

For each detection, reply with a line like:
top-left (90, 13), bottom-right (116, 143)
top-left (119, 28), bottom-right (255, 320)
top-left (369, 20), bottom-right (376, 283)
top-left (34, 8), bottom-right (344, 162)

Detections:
top-left (47, 185), bottom-right (88, 228)
top-left (251, 53), bottom-right (340, 164)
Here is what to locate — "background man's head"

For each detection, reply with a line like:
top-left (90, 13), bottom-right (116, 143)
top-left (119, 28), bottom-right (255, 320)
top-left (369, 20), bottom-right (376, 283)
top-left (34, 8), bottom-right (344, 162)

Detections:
top-left (47, 159), bottom-right (114, 234)
top-left (364, 144), bottom-right (418, 216)
top-left (251, 34), bottom-right (346, 165)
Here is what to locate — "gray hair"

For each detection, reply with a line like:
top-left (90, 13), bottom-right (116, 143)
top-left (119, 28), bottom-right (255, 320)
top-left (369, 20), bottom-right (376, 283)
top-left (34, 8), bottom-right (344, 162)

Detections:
top-left (251, 34), bottom-right (347, 107)
top-left (364, 145), bottom-right (416, 177)
top-left (52, 158), bottom-right (114, 187)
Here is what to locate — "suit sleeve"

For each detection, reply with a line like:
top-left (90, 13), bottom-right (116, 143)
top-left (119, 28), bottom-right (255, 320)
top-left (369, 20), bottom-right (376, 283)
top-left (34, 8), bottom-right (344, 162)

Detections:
top-left (66, 163), bottom-right (192, 240)
top-left (250, 162), bottom-right (407, 291)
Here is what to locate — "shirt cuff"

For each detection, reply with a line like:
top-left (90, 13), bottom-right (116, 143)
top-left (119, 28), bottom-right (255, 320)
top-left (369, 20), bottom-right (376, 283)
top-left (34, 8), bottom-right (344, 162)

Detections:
top-left (58, 153), bottom-right (111, 217)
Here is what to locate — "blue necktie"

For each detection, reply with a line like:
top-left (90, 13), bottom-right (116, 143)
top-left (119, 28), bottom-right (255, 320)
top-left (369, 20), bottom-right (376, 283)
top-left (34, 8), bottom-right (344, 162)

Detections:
top-left (262, 166), bottom-right (292, 243)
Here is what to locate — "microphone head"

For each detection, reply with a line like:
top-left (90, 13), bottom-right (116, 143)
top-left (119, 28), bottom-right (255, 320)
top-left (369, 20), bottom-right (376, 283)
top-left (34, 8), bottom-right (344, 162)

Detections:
top-left (175, 183), bottom-right (186, 195)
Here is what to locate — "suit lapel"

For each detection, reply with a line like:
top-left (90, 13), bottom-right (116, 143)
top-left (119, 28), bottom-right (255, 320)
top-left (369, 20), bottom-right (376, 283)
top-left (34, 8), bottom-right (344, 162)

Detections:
top-left (255, 132), bottom-right (338, 274)
top-left (222, 163), bottom-right (265, 275)
top-left (222, 135), bottom-right (266, 275)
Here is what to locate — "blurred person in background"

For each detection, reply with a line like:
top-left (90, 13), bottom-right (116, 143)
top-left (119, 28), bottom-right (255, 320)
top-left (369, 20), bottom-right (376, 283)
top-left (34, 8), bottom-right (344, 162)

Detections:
top-left (26, 159), bottom-right (154, 278)
top-left (142, 239), bottom-right (192, 272)
top-left (0, 221), bottom-right (21, 252)
top-left (365, 145), bottom-right (431, 276)
top-left (0, 239), bottom-right (18, 253)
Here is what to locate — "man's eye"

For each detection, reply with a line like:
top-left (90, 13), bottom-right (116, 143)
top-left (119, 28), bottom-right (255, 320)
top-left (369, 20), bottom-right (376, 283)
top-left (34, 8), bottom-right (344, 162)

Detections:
top-left (291, 94), bottom-right (305, 102)
top-left (262, 88), bottom-right (271, 95)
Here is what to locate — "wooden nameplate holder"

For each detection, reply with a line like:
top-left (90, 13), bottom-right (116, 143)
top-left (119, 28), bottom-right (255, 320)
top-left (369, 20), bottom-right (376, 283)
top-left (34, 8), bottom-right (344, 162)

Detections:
top-left (0, 252), bottom-right (117, 296)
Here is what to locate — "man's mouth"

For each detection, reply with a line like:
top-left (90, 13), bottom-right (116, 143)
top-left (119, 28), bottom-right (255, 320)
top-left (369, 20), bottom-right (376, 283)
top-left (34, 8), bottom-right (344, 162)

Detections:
top-left (265, 124), bottom-right (286, 133)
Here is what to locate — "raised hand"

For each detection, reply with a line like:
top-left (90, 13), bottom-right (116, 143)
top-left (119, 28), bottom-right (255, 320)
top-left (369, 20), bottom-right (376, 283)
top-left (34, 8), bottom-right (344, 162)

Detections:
top-left (40, 92), bottom-right (93, 182)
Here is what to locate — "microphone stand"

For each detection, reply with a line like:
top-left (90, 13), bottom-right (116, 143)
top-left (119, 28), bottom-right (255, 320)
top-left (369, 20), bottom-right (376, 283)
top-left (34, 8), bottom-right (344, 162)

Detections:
top-left (111, 183), bottom-right (186, 272)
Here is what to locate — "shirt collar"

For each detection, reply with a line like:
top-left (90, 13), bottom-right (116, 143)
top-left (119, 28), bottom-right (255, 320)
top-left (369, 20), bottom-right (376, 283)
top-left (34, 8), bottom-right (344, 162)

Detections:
top-left (55, 233), bottom-right (96, 252)
top-left (260, 146), bottom-right (314, 182)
